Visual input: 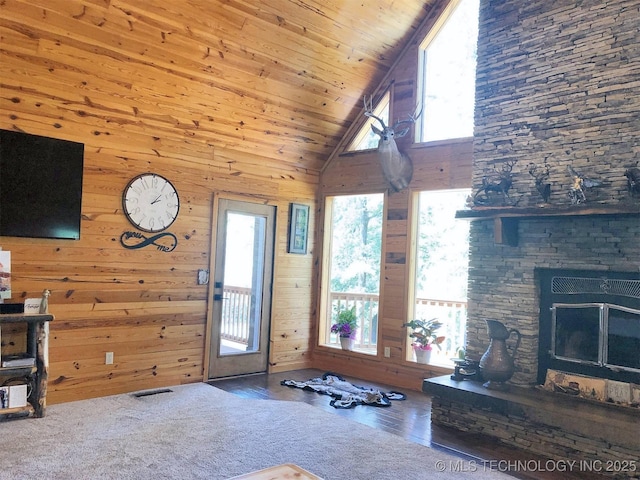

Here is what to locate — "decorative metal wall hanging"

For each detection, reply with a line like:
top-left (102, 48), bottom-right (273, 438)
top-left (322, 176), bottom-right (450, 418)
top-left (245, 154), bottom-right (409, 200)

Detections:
top-left (120, 231), bottom-right (178, 252)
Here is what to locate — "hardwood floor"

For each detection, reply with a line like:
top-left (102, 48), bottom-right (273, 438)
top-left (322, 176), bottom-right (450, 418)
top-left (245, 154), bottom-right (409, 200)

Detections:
top-left (210, 369), bottom-right (608, 480)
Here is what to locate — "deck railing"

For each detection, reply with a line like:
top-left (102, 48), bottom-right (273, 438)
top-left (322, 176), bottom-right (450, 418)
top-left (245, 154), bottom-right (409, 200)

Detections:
top-left (326, 293), bottom-right (467, 359)
top-left (220, 286), bottom-right (253, 345)
top-left (220, 287), bottom-right (467, 360)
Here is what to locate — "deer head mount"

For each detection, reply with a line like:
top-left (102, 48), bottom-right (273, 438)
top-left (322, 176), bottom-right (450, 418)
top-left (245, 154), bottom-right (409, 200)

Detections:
top-left (364, 96), bottom-right (422, 192)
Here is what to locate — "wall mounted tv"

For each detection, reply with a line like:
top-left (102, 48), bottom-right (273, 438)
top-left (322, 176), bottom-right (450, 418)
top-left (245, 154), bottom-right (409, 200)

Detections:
top-left (0, 129), bottom-right (84, 240)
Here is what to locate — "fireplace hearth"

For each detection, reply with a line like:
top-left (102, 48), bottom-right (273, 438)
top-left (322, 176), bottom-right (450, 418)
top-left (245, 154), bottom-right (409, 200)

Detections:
top-left (537, 269), bottom-right (640, 386)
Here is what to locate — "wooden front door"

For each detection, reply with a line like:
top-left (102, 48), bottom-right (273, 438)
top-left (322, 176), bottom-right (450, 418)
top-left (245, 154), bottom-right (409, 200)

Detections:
top-left (207, 198), bottom-right (275, 379)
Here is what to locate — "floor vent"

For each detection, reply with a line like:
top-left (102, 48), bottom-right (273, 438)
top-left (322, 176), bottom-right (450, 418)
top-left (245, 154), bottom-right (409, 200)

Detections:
top-left (132, 388), bottom-right (173, 398)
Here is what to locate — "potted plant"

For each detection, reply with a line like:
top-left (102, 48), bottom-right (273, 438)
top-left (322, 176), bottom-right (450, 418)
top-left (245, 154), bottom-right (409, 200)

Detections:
top-left (331, 306), bottom-right (358, 351)
top-left (402, 318), bottom-right (445, 364)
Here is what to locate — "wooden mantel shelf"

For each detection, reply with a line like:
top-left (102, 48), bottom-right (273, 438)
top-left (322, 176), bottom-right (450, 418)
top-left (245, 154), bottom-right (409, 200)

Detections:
top-left (456, 203), bottom-right (640, 219)
top-left (455, 204), bottom-right (640, 246)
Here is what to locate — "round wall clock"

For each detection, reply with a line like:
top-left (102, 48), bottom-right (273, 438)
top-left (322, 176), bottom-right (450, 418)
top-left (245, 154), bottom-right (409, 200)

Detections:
top-left (122, 173), bottom-right (179, 232)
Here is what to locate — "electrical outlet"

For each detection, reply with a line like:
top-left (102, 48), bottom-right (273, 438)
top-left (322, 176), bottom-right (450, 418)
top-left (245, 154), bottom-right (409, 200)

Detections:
top-left (384, 347), bottom-right (391, 358)
top-left (105, 352), bottom-right (114, 365)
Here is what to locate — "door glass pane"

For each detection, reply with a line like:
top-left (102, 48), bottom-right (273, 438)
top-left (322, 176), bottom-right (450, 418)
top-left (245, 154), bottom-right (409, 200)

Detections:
top-left (219, 212), bottom-right (266, 356)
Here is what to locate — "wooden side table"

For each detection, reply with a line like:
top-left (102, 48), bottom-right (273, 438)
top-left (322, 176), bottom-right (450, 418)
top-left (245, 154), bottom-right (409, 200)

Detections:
top-left (0, 313), bottom-right (54, 419)
top-left (229, 463), bottom-right (322, 480)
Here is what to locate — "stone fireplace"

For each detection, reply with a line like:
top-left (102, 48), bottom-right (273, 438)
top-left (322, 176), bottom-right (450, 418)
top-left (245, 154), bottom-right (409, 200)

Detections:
top-left (462, 0), bottom-right (640, 389)
top-left (464, 215), bottom-right (640, 390)
top-left (424, 1), bottom-right (640, 475)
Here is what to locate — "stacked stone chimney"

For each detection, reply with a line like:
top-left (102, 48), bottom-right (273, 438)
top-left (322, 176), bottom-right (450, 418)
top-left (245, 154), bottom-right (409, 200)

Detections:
top-left (465, 0), bottom-right (640, 385)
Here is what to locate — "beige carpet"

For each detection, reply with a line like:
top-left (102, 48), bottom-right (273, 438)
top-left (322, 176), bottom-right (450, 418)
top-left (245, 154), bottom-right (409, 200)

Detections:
top-left (0, 383), bottom-right (512, 479)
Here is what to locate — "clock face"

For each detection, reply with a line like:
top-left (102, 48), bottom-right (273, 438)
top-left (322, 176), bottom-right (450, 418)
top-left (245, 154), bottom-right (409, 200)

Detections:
top-left (122, 174), bottom-right (179, 232)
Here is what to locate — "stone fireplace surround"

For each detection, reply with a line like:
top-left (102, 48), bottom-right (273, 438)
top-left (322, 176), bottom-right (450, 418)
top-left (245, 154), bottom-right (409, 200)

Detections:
top-left (425, 0), bottom-right (640, 475)
top-left (464, 214), bottom-right (640, 388)
top-left (424, 214), bottom-right (640, 478)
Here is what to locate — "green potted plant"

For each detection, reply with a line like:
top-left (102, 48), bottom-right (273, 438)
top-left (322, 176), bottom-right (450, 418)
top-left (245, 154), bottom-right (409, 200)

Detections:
top-left (331, 306), bottom-right (358, 350)
top-left (402, 318), bottom-right (445, 364)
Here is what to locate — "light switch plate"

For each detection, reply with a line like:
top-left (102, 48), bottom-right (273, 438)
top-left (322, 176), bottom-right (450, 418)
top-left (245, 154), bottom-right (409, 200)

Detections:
top-left (197, 269), bottom-right (209, 285)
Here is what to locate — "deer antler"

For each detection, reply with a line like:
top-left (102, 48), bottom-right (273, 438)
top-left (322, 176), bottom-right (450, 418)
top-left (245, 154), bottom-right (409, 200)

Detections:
top-left (363, 95), bottom-right (387, 129)
top-left (495, 159), bottom-right (517, 173)
top-left (391, 103), bottom-right (423, 131)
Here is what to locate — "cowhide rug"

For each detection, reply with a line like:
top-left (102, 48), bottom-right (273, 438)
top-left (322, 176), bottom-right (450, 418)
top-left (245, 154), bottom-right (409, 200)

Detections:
top-left (281, 372), bottom-right (406, 409)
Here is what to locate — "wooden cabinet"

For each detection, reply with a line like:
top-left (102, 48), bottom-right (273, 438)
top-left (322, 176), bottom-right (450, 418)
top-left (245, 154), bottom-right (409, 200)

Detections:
top-left (0, 314), bottom-right (54, 419)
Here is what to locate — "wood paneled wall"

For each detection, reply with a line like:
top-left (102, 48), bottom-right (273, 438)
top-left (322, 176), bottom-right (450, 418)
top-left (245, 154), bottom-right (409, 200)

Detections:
top-left (1, 0), bottom-right (461, 403)
top-left (316, 1), bottom-right (473, 391)
top-left (1, 1), bottom-right (317, 404)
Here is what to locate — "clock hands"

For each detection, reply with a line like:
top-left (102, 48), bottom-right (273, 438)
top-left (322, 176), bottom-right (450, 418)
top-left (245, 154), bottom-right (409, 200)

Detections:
top-left (150, 195), bottom-right (162, 205)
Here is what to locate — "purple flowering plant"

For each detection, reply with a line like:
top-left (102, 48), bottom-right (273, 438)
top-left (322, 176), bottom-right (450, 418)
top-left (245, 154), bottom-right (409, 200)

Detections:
top-left (331, 306), bottom-right (358, 339)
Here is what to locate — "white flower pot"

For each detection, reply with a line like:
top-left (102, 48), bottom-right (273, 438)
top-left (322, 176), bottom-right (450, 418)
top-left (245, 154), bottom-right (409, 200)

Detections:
top-left (340, 337), bottom-right (354, 351)
top-left (414, 348), bottom-right (432, 364)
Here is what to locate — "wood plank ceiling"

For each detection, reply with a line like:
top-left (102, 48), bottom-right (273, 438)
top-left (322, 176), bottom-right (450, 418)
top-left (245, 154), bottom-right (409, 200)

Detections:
top-left (1, 0), bottom-right (438, 173)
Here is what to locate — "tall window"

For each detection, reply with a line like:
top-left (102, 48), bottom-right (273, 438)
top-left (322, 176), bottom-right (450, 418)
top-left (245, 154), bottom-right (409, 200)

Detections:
top-left (418, 0), bottom-right (479, 142)
top-left (321, 193), bottom-right (384, 353)
top-left (408, 189), bottom-right (470, 365)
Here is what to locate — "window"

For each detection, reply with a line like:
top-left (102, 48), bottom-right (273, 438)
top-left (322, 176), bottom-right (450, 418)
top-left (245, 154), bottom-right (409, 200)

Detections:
top-left (320, 193), bottom-right (384, 353)
top-left (417, 0), bottom-right (479, 142)
top-left (348, 93), bottom-right (390, 151)
top-left (408, 189), bottom-right (470, 365)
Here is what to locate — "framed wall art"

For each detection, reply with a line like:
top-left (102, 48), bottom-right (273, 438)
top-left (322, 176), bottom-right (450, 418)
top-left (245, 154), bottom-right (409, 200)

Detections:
top-left (288, 203), bottom-right (309, 254)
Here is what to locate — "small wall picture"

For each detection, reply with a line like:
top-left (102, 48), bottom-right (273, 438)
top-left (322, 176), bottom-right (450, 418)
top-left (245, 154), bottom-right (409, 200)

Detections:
top-left (0, 250), bottom-right (11, 300)
top-left (288, 203), bottom-right (310, 254)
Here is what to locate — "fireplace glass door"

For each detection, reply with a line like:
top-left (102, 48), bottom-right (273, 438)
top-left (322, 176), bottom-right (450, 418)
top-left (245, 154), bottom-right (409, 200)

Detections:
top-left (606, 305), bottom-right (640, 371)
top-left (537, 268), bottom-right (640, 385)
top-left (552, 303), bottom-right (640, 373)
top-left (552, 304), bottom-right (601, 364)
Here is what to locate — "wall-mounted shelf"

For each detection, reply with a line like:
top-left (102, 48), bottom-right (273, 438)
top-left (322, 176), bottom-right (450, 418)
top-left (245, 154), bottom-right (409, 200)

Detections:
top-left (0, 313), bottom-right (54, 420)
top-left (455, 204), bottom-right (640, 246)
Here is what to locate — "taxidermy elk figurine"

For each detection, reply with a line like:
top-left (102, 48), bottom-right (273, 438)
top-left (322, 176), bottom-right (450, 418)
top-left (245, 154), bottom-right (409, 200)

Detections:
top-left (364, 96), bottom-right (421, 192)
top-left (625, 166), bottom-right (640, 197)
top-left (472, 159), bottom-right (518, 206)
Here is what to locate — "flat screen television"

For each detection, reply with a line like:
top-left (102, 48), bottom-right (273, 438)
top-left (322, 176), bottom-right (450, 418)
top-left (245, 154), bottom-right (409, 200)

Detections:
top-left (0, 129), bottom-right (84, 240)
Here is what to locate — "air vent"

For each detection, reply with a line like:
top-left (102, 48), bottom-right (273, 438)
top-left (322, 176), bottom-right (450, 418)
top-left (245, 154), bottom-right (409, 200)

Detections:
top-left (552, 276), bottom-right (640, 299)
top-left (132, 388), bottom-right (173, 398)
